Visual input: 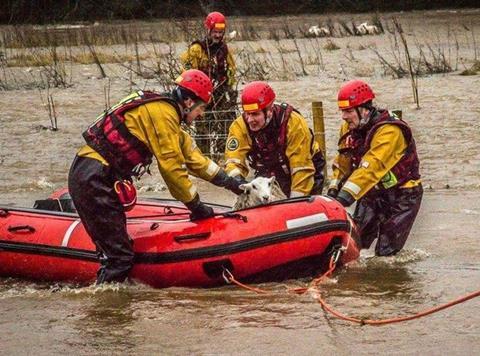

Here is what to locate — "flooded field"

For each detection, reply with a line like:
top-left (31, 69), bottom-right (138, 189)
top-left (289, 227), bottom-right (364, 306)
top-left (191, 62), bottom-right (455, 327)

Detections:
top-left (1, 8), bottom-right (479, 355)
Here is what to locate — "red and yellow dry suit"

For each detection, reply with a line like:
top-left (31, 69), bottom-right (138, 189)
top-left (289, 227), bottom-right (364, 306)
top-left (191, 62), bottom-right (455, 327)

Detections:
top-left (78, 97), bottom-right (221, 204)
top-left (329, 110), bottom-right (423, 256)
top-left (225, 104), bottom-right (325, 197)
top-left (180, 39), bottom-right (238, 152)
top-left (69, 92), bottom-right (223, 283)
top-left (180, 40), bottom-right (236, 88)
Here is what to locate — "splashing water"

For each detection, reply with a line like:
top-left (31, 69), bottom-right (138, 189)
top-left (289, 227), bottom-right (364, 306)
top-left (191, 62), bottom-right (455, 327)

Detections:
top-left (362, 248), bottom-right (430, 267)
top-left (35, 177), bottom-right (54, 189)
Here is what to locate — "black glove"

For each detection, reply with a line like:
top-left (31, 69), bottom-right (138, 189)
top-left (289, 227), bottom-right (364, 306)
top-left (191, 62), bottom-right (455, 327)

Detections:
top-left (326, 188), bottom-right (338, 198)
top-left (335, 190), bottom-right (355, 208)
top-left (185, 196), bottom-right (215, 221)
top-left (211, 169), bottom-right (246, 196)
top-left (224, 176), bottom-right (246, 195)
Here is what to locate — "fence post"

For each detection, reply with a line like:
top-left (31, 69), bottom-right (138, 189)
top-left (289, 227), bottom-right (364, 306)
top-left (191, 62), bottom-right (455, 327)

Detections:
top-left (311, 101), bottom-right (328, 181)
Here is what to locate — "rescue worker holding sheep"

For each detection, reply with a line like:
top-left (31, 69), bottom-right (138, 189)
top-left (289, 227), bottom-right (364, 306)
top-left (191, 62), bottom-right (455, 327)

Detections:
top-left (328, 79), bottom-right (423, 256)
top-left (224, 81), bottom-right (325, 198)
top-left (68, 69), bottom-right (243, 284)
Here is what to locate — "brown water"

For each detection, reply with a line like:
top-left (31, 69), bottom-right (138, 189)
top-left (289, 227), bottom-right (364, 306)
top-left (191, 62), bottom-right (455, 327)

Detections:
top-left (1, 9), bottom-right (480, 354)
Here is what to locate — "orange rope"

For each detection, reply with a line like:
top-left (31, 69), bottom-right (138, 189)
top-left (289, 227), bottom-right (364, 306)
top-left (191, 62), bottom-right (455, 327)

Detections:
top-left (225, 256), bottom-right (338, 295)
top-left (224, 255), bottom-right (480, 326)
top-left (316, 288), bottom-right (480, 325)
top-left (226, 273), bottom-right (270, 294)
top-left (289, 259), bottom-right (337, 294)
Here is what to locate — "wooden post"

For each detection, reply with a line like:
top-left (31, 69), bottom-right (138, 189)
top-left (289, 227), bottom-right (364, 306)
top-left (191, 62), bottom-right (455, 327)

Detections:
top-left (311, 101), bottom-right (328, 181)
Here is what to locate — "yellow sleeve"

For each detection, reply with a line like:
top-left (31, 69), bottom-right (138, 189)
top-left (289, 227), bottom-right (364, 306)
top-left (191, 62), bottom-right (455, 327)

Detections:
top-left (179, 129), bottom-right (221, 181)
top-left (329, 122), bottom-right (352, 190)
top-left (77, 144), bottom-right (108, 165)
top-left (285, 112), bottom-right (316, 197)
top-left (341, 124), bottom-right (407, 200)
top-left (180, 43), bottom-right (207, 72)
top-left (224, 116), bottom-right (251, 178)
top-left (226, 47), bottom-right (236, 87)
top-left (123, 101), bottom-right (198, 204)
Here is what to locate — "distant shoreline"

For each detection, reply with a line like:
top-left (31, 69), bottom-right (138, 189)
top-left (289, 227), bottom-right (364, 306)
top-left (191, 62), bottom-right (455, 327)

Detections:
top-left (1, 2), bottom-right (480, 25)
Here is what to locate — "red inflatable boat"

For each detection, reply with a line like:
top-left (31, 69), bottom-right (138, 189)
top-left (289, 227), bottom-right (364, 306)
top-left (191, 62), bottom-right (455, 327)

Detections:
top-left (0, 191), bottom-right (360, 288)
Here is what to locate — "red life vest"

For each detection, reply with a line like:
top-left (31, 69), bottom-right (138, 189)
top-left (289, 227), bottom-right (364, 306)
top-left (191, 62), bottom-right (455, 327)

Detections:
top-left (340, 110), bottom-right (420, 189)
top-left (82, 91), bottom-right (182, 178)
top-left (192, 40), bottom-right (229, 86)
top-left (243, 103), bottom-right (325, 196)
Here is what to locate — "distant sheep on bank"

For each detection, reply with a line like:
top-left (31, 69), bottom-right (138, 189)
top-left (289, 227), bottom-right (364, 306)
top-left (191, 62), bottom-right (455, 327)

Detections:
top-left (356, 22), bottom-right (380, 35)
top-left (228, 30), bottom-right (238, 40)
top-left (233, 176), bottom-right (287, 210)
top-left (306, 25), bottom-right (330, 38)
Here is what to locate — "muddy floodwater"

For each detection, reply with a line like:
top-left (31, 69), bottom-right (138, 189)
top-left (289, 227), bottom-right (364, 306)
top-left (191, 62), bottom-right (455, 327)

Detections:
top-left (1, 9), bottom-right (480, 355)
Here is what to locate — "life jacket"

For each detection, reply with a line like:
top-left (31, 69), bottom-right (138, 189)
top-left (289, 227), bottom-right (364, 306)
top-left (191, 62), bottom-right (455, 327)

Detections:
top-left (244, 103), bottom-right (324, 196)
top-left (193, 40), bottom-right (229, 86)
top-left (339, 110), bottom-right (420, 189)
top-left (82, 90), bottom-right (182, 178)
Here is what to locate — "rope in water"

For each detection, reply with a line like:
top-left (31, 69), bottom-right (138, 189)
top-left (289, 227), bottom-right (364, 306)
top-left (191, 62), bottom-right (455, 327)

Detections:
top-left (223, 254), bottom-right (480, 326)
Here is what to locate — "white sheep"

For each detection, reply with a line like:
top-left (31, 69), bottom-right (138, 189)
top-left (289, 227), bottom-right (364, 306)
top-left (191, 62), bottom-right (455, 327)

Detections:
top-left (356, 22), bottom-right (380, 35)
top-left (307, 25), bottom-right (330, 38)
top-left (228, 30), bottom-right (238, 40)
top-left (233, 176), bottom-right (287, 210)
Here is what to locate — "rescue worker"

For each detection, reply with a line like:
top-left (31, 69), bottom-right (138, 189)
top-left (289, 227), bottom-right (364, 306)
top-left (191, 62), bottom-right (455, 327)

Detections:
top-left (224, 81), bottom-right (325, 198)
top-left (68, 69), bottom-right (243, 284)
top-left (180, 11), bottom-right (237, 158)
top-left (328, 79), bottom-right (423, 256)
top-left (180, 11), bottom-right (236, 107)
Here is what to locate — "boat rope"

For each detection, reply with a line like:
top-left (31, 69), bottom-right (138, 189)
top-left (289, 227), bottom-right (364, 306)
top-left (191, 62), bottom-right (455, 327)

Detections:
top-left (222, 253), bottom-right (339, 295)
top-left (314, 288), bottom-right (480, 326)
top-left (223, 251), bottom-right (480, 325)
top-left (128, 211), bottom-right (247, 221)
top-left (222, 268), bottom-right (270, 294)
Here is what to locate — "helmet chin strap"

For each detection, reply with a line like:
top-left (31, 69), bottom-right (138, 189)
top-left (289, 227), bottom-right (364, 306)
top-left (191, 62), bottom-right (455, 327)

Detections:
top-left (176, 87), bottom-right (204, 123)
top-left (183, 100), bottom-right (205, 124)
top-left (356, 106), bottom-right (375, 129)
top-left (260, 108), bottom-right (273, 130)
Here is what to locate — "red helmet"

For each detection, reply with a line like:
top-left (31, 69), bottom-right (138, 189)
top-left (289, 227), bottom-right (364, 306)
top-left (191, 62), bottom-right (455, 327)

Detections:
top-left (241, 81), bottom-right (276, 112)
top-left (337, 79), bottom-right (375, 110)
top-left (204, 12), bottom-right (226, 31)
top-left (175, 69), bottom-right (213, 104)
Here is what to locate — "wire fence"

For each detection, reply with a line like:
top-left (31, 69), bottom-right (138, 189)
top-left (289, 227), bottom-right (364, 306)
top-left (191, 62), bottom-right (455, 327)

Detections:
top-left (189, 105), bottom-right (331, 162)
top-left (188, 108), bottom-right (240, 161)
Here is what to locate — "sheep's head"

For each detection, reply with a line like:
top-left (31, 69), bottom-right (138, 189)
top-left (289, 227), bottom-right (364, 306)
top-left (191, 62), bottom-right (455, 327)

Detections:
top-left (239, 176), bottom-right (277, 205)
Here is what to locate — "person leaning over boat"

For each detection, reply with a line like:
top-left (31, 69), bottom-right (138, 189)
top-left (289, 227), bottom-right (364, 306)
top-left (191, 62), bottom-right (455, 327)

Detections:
top-left (224, 81), bottom-right (325, 197)
top-left (180, 11), bottom-right (237, 110)
top-left (68, 69), bottom-right (243, 284)
top-left (327, 79), bottom-right (423, 256)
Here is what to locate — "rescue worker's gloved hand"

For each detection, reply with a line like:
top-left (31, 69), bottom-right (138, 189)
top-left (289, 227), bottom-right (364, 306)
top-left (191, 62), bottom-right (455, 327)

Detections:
top-left (211, 169), bottom-right (246, 195)
top-left (326, 188), bottom-right (338, 198)
top-left (335, 189), bottom-right (355, 208)
top-left (224, 176), bottom-right (246, 195)
top-left (186, 196), bottom-right (215, 221)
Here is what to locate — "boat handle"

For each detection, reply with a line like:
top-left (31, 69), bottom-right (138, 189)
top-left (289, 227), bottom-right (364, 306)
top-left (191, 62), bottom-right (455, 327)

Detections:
top-left (174, 232), bottom-right (211, 242)
top-left (8, 225), bottom-right (36, 233)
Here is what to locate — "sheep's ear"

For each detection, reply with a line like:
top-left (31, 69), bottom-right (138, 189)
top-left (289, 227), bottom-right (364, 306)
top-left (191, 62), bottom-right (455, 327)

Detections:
top-left (270, 176), bottom-right (276, 184)
top-left (239, 184), bottom-right (249, 193)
